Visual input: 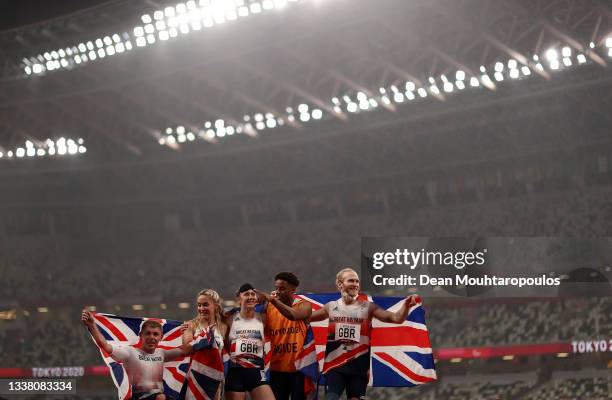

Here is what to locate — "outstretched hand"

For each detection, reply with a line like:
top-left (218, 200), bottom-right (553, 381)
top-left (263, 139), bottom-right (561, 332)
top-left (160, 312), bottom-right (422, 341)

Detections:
top-left (81, 309), bottom-right (95, 329)
top-left (405, 295), bottom-right (420, 308)
top-left (254, 289), bottom-right (274, 303)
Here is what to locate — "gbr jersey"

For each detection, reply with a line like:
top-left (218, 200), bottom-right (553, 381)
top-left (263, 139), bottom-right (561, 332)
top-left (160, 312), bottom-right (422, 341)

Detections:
top-left (323, 298), bottom-right (371, 375)
top-left (228, 312), bottom-right (266, 369)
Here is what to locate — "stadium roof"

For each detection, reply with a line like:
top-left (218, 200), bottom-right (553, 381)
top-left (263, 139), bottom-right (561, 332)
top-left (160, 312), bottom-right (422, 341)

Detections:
top-left (0, 0), bottom-right (610, 164)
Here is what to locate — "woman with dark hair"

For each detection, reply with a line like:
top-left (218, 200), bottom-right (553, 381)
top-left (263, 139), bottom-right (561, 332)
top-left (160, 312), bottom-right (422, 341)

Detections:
top-left (224, 283), bottom-right (275, 400)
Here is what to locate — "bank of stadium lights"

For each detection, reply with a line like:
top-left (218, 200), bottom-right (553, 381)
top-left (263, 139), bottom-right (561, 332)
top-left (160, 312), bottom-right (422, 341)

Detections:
top-left (24, 34), bottom-right (134, 76)
top-left (159, 113), bottom-right (288, 145)
top-left (0, 138), bottom-right (86, 160)
top-left (158, 104), bottom-right (333, 146)
top-left (23, 0), bottom-right (303, 76)
top-left (156, 40), bottom-right (605, 147)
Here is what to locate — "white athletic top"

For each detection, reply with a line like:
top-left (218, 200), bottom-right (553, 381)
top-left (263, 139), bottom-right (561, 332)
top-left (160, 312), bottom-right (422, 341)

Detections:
top-left (228, 312), bottom-right (265, 368)
top-left (110, 345), bottom-right (182, 393)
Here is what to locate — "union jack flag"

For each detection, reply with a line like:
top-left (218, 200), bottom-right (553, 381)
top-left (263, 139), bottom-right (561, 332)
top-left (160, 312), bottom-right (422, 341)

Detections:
top-left (294, 294), bottom-right (437, 389)
top-left (178, 327), bottom-right (228, 400)
top-left (88, 313), bottom-right (226, 400)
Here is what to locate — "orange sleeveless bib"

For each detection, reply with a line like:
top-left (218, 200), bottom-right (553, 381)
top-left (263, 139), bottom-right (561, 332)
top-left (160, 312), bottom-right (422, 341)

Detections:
top-left (265, 300), bottom-right (307, 372)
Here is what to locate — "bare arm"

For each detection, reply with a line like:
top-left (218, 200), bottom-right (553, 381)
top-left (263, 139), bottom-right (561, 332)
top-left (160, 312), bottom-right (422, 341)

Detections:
top-left (181, 322), bottom-right (194, 346)
top-left (164, 347), bottom-right (189, 361)
top-left (255, 290), bottom-right (312, 321)
top-left (223, 315), bottom-right (233, 354)
top-left (308, 303), bottom-right (330, 322)
top-left (81, 309), bottom-right (113, 354)
top-left (371, 295), bottom-right (418, 324)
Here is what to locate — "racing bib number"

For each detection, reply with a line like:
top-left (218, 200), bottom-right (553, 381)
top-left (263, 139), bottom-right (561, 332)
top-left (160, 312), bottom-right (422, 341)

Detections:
top-left (235, 339), bottom-right (263, 357)
top-left (335, 323), bottom-right (360, 342)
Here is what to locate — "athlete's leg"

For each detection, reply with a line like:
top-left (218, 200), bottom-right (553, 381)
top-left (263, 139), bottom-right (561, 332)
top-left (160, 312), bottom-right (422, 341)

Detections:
top-left (289, 372), bottom-right (305, 400)
top-left (345, 373), bottom-right (368, 400)
top-left (250, 384), bottom-right (276, 400)
top-left (225, 391), bottom-right (247, 400)
top-left (269, 371), bottom-right (290, 400)
top-left (324, 370), bottom-right (347, 400)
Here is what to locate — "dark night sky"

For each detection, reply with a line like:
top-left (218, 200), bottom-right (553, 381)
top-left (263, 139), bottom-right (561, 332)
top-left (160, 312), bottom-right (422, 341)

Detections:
top-left (0, 0), bottom-right (113, 31)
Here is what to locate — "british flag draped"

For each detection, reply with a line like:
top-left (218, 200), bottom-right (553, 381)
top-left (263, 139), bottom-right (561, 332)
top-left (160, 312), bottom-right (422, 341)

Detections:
top-left (89, 294), bottom-right (435, 399)
top-left (294, 294), bottom-right (437, 389)
top-left (88, 313), bottom-right (226, 400)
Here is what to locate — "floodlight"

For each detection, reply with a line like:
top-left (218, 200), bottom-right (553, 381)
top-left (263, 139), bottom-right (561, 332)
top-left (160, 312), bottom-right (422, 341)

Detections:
top-left (561, 47), bottom-right (571, 57)
top-left (545, 48), bottom-right (558, 61)
top-left (250, 2), bottom-right (262, 13)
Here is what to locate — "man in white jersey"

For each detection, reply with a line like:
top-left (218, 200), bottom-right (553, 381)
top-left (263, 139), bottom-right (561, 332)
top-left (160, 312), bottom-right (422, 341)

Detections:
top-left (310, 268), bottom-right (418, 400)
top-left (82, 309), bottom-right (190, 400)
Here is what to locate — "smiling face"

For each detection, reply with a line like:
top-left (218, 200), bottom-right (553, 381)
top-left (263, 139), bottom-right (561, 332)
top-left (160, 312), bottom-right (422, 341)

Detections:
top-left (139, 326), bottom-right (163, 353)
top-left (337, 270), bottom-right (360, 302)
top-left (238, 289), bottom-right (258, 310)
top-left (196, 294), bottom-right (216, 321)
top-left (274, 279), bottom-right (296, 304)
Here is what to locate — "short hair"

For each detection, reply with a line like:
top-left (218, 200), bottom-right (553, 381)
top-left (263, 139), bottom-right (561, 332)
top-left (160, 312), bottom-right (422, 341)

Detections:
top-left (275, 272), bottom-right (300, 287)
top-left (140, 320), bottom-right (163, 335)
top-left (336, 267), bottom-right (358, 285)
top-left (236, 283), bottom-right (255, 297)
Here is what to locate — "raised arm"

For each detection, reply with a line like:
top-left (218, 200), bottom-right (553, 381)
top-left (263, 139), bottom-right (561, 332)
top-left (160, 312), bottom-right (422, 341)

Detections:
top-left (370, 295), bottom-right (419, 324)
top-left (81, 309), bottom-right (113, 354)
top-left (255, 290), bottom-right (312, 321)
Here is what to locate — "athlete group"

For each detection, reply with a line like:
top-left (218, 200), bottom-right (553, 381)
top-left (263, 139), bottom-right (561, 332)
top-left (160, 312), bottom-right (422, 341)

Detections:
top-left (82, 268), bottom-right (419, 400)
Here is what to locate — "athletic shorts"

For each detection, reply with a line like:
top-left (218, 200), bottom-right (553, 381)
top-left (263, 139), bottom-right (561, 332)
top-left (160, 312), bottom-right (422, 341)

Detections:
top-left (325, 369), bottom-right (368, 399)
top-left (269, 370), bottom-right (305, 400)
top-left (225, 367), bottom-right (269, 392)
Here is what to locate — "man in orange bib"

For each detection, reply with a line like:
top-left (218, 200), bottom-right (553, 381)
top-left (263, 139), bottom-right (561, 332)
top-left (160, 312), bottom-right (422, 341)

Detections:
top-left (257, 272), bottom-right (312, 400)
